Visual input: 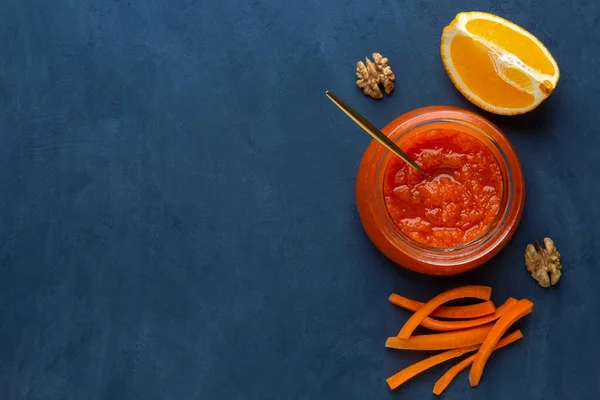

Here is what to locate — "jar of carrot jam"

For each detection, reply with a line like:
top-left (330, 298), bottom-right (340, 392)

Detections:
top-left (356, 106), bottom-right (525, 275)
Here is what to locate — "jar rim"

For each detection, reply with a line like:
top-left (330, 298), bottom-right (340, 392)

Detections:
top-left (355, 106), bottom-right (525, 275)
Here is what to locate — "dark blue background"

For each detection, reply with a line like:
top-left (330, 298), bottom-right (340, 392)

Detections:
top-left (0, 0), bottom-right (598, 399)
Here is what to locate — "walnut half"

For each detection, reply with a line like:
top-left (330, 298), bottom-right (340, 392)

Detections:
top-left (525, 238), bottom-right (562, 287)
top-left (356, 53), bottom-right (395, 99)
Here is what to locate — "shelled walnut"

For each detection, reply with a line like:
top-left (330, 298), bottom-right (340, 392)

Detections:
top-left (525, 237), bottom-right (562, 287)
top-left (356, 53), bottom-right (395, 99)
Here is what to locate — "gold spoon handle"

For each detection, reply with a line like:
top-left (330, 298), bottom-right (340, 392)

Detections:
top-left (325, 90), bottom-right (423, 174)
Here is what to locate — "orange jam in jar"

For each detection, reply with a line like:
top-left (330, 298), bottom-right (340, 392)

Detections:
top-left (356, 106), bottom-right (525, 275)
top-left (383, 129), bottom-right (503, 248)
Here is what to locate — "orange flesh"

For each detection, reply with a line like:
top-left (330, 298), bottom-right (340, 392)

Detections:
top-left (450, 34), bottom-right (535, 108)
top-left (501, 66), bottom-right (534, 93)
top-left (465, 19), bottom-right (556, 75)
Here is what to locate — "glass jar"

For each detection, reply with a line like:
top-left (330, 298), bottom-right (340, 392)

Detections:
top-left (356, 106), bottom-right (525, 275)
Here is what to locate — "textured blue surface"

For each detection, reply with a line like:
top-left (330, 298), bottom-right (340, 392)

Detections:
top-left (0, 0), bottom-right (599, 399)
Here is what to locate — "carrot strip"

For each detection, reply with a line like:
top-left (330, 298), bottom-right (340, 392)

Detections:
top-left (433, 330), bottom-right (523, 395)
top-left (389, 294), bottom-right (496, 319)
top-left (419, 298), bottom-right (517, 332)
top-left (469, 299), bottom-right (533, 386)
top-left (386, 324), bottom-right (493, 351)
top-left (398, 286), bottom-right (492, 339)
top-left (386, 344), bottom-right (480, 390)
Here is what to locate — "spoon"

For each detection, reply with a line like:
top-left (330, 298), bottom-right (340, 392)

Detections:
top-left (325, 90), bottom-right (424, 174)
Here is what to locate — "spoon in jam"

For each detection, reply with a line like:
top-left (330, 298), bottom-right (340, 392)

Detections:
top-left (325, 90), bottom-right (424, 174)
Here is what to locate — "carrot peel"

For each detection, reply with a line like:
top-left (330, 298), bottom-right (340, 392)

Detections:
top-left (386, 324), bottom-right (493, 351)
top-left (433, 330), bottom-right (523, 395)
top-left (397, 286), bottom-right (492, 339)
top-left (419, 298), bottom-right (517, 332)
top-left (468, 299), bottom-right (533, 387)
top-left (386, 344), bottom-right (479, 390)
top-left (389, 293), bottom-right (496, 319)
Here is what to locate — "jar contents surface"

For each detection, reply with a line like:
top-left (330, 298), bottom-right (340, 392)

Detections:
top-left (383, 129), bottom-right (503, 248)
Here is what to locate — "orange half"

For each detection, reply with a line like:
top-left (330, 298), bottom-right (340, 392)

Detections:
top-left (441, 12), bottom-right (560, 115)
